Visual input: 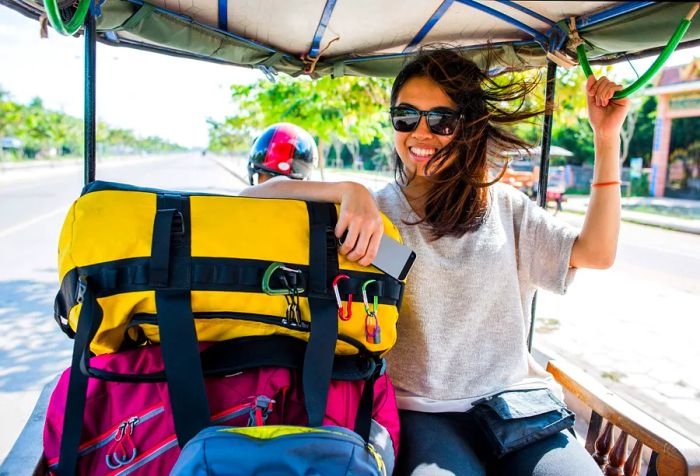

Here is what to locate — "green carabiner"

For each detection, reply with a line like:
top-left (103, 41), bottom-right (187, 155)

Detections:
top-left (262, 262), bottom-right (305, 295)
top-left (361, 279), bottom-right (379, 316)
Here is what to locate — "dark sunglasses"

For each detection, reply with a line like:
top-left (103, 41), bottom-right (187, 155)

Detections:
top-left (390, 106), bottom-right (462, 136)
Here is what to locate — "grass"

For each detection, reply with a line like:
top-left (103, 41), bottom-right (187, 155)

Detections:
top-left (622, 204), bottom-right (700, 221)
top-left (535, 317), bottom-right (560, 334)
top-left (601, 370), bottom-right (627, 383)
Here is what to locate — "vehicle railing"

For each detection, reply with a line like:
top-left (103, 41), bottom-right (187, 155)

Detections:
top-left (544, 355), bottom-right (700, 476)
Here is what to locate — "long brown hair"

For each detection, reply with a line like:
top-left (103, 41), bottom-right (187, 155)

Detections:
top-left (390, 48), bottom-right (543, 240)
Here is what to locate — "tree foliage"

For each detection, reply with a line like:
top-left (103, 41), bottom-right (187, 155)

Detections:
top-left (504, 66), bottom-right (662, 167)
top-left (0, 88), bottom-right (186, 160)
top-left (208, 75), bottom-right (392, 174)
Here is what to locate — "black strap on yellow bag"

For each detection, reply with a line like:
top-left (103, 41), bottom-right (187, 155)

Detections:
top-left (303, 201), bottom-right (340, 427)
top-left (150, 193), bottom-right (211, 446)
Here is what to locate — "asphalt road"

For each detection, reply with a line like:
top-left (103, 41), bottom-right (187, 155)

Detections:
top-left (0, 154), bottom-right (698, 462)
top-left (0, 154), bottom-right (246, 462)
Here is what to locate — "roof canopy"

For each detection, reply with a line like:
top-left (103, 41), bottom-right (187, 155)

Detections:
top-left (3, 1), bottom-right (700, 77)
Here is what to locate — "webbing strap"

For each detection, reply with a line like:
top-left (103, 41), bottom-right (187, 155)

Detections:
top-left (153, 194), bottom-right (210, 447)
top-left (354, 362), bottom-right (382, 442)
top-left (303, 202), bottom-right (339, 427)
top-left (149, 208), bottom-right (176, 287)
top-left (58, 260), bottom-right (402, 303)
top-left (57, 279), bottom-right (102, 476)
top-left (156, 290), bottom-right (210, 445)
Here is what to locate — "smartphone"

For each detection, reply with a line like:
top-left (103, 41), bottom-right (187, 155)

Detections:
top-left (372, 235), bottom-right (416, 281)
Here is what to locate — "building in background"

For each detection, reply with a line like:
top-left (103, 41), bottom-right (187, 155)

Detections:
top-left (645, 60), bottom-right (700, 199)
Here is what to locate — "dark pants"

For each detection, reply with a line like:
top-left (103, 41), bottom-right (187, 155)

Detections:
top-left (396, 410), bottom-right (601, 476)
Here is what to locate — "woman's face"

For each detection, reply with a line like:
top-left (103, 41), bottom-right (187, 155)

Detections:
top-left (394, 76), bottom-right (458, 177)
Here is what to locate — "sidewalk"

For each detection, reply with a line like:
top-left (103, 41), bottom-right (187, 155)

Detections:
top-left (565, 195), bottom-right (700, 235)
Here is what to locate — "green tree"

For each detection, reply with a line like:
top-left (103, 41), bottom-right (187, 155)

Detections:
top-left (1, 86), bottom-right (184, 159)
top-left (209, 75), bottom-right (392, 179)
top-left (207, 116), bottom-right (255, 153)
top-left (626, 95), bottom-right (656, 166)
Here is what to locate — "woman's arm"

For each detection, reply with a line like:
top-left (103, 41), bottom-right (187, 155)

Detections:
top-left (240, 180), bottom-right (384, 266)
top-left (570, 75), bottom-right (630, 269)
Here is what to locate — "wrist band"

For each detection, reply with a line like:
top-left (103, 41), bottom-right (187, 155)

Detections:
top-left (591, 181), bottom-right (621, 188)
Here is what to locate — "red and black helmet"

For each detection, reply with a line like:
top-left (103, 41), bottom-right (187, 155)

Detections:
top-left (248, 123), bottom-right (318, 185)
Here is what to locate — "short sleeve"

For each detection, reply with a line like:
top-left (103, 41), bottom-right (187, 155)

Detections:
top-left (515, 191), bottom-right (579, 294)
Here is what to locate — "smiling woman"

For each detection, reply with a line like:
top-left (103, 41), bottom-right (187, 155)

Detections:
top-left (243, 46), bottom-right (628, 475)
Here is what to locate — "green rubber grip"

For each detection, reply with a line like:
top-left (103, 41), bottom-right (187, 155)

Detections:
top-left (577, 18), bottom-right (692, 99)
top-left (44, 0), bottom-right (91, 35)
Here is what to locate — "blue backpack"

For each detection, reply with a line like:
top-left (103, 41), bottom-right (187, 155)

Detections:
top-left (170, 425), bottom-right (387, 475)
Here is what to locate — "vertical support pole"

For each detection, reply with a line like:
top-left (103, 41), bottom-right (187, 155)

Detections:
top-left (650, 94), bottom-right (671, 197)
top-left (537, 60), bottom-right (558, 208)
top-left (84, 3), bottom-right (97, 185)
top-left (528, 60), bottom-right (557, 351)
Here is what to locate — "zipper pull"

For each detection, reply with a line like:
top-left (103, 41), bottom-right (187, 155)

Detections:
top-left (75, 275), bottom-right (87, 304)
top-left (248, 396), bottom-right (275, 426)
top-left (105, 417), bottom-right (139, 470)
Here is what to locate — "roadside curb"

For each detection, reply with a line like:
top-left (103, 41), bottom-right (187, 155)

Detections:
top-left (209, 156), bottom-right (249, 186)
top-left (564, 203), bottom-right (700, 235)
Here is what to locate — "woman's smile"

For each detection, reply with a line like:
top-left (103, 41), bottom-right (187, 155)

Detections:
top-left (408, 145), bottom-right (438, 162)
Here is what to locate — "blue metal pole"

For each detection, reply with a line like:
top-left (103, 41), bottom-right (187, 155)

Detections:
top-left (455, 0), bottom-right (549, 44)
top-left (494, 0), bottom-right (555, 26)
top-left (404, 0), bottom-right (454, 53)
top-left (307, 0), bottom-right (338, 58)
top-left (84, 2), bottom-right (96, 185)
top-left (537, 61), bottom-right (557, 209)
top-left (576, 2), bottom-right (656, 29)
top-left (528, 60), bottom-right (557, 352)
top-left (217, 0), bottom-right (227, 31)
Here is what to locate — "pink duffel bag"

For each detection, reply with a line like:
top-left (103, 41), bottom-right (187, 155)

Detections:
top-left (43, 337), bottom-right (399, 476)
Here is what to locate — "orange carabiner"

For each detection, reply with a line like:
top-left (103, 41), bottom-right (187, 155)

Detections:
top-left (332, 274), bottom-right (353, 321)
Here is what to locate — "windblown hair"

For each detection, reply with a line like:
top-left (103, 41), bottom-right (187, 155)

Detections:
top-left (390, 48), bottom-right (544, 240)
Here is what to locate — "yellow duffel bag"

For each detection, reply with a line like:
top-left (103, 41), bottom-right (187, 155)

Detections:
top-left (55, 181), bottom-right (405, 358)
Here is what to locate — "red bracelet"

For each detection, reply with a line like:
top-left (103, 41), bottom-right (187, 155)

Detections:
top-left (591, 181), bottom-right (621, 188)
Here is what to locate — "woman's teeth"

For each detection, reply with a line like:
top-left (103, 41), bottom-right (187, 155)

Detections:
top-left (410, 147), bottom-right (436, 159)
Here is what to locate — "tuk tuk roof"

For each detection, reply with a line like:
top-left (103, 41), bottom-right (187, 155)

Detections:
top-left (2, 1), bottom-right (700, 76)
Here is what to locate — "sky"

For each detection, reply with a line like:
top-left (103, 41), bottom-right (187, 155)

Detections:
top-left (2, 6), bottom-right (700, 148)
top-left (0, 7), bottom-right (262, 148)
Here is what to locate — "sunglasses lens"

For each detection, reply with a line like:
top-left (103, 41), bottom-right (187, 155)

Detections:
top-left (391, 109), bottom-right (420, 132)
top-left (427, 112), bottom-right (459, 135)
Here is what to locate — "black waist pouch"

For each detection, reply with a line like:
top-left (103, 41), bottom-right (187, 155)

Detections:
top-left (470, 388), bottom-right (575, 459)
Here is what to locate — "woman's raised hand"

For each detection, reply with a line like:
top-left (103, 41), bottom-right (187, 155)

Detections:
top-left (335, 182), bottom-right (384, 267)
top-left (586, 75), bottom-right (630, 137)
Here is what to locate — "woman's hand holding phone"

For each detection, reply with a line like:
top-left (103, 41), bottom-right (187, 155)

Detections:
top-left (335, 182), bottom-right (384, 267)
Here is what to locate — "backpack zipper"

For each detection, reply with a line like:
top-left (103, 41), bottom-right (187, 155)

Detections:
top-left (132, 311), bottom-right (309, 331)
top-left (105, 396), bottom-right (274, 475)
top-left (130, 311), bottom-right (371, 352)
top-left (49, 397), bottom-right (276, 472)
top-left (47, 404), bottom-right (165, 470)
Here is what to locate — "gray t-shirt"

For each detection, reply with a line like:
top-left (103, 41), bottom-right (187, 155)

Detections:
top-left (374, 182), bottom-right (578, 412)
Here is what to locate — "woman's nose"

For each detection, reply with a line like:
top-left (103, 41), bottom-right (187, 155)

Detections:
top-left (411, 116), bottom-right (434, 138)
